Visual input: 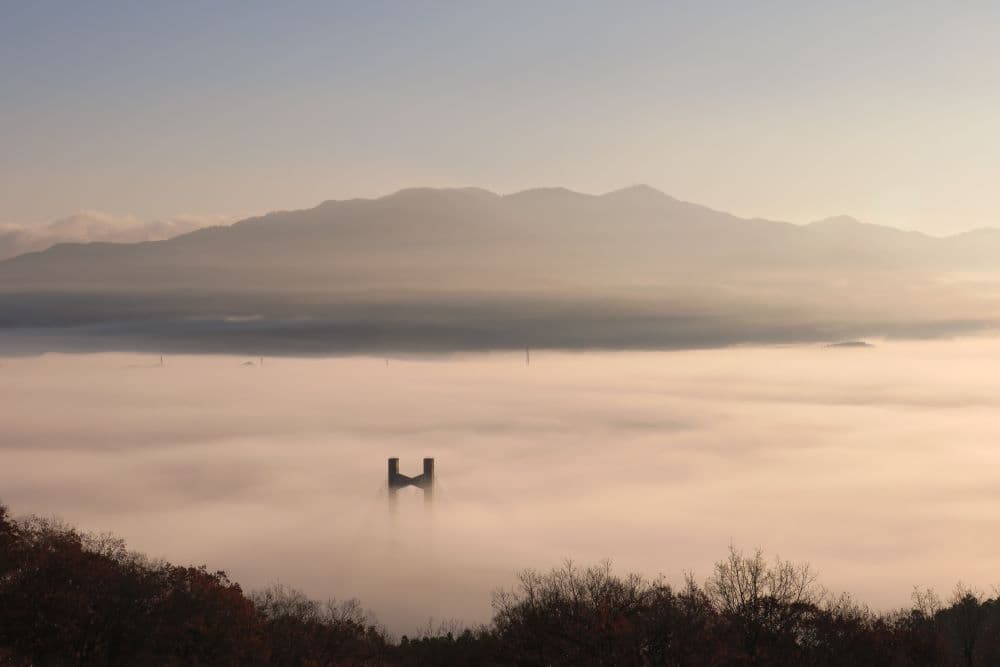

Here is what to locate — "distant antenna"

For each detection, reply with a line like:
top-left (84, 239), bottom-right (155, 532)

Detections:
top-left (387, 457), bottom-right (434, 509)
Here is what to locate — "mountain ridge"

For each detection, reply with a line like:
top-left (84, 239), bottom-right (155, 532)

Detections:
top-left (3, 184), bottom-right (999, 290)
top-left (3, 185), bottom-right (996, 268)
top-left (2, 184), bottom-right (1000, 355)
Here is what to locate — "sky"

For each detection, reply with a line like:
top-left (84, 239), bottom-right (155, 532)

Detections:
top-left (2, 1), bottom-right (999, 234)
top-left (4, 342), bottom-right (1000, 632)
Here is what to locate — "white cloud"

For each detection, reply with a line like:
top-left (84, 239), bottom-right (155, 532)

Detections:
top-left (0, 212), bottom-right (236, 260)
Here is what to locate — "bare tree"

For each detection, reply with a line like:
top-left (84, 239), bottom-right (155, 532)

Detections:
top-left (705, 545), bottom-right (822, 662)
top-left (943, 583), bottom-right (989, 667)
top-left (491, 560), bottom-right (669, 666)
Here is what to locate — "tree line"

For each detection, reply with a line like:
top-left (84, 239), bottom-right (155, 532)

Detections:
top-left (2, 502), bottom-right (998, 666)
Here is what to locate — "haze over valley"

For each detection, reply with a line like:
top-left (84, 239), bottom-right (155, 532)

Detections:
top-left (5, 342), bottom-right (1000, 634)
top-left (3, 185), bottom-right (999, 356)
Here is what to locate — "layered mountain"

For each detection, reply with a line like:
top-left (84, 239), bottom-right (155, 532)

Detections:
top-left (1, 186), bottom-right (998, 354)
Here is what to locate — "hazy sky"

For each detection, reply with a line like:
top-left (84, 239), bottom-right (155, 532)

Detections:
top-left (2, 2), bottom-right (999, 233)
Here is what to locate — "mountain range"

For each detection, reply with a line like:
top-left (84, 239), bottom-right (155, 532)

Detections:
top-left (1, 186), bottom-right (998, 354)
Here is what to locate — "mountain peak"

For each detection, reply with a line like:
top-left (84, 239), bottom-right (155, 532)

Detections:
top-left (808, 215), bottom-right (865, 228)
top-left (502, 187), bottom-right (594, 203)
top-left (384, 186), bottom-right (500, 201)
top-left (603, 184), bottom-right (668, 199)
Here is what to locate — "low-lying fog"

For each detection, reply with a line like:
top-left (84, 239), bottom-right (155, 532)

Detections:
top-left (3, 341), bottom-right (999, 633)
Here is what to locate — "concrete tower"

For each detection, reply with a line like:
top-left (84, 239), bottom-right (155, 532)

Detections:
top-left (388, 457), bottom-right (435, 508)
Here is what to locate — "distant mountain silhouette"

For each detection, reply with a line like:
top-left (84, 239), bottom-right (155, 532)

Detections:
top-left (4, 186), bottom-right (1000, 290)
top-left (0, 186), bottom-right (998, 354)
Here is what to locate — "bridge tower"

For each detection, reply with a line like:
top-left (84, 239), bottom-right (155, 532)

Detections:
top-left (388, 457), bottom-right (434, 509)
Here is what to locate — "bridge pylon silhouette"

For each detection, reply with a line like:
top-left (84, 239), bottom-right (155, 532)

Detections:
top-left (388, 457), bottom-right (434, 511)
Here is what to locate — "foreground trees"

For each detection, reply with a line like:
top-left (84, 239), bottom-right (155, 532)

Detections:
top-left (3, 502), bottom-right (1000, 665)
top-left (705, 546), bottom-right (824, 663)
top-left (491, 560), bottom-right (671, 664)
top-left (0, 507), bottom-right (385, 666)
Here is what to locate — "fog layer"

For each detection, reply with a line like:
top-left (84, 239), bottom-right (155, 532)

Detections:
top-left (2, 341), bottom-right (998, 632)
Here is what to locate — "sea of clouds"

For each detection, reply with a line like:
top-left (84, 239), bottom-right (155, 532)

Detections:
top-left (2, 341), bottom-right (998, 633)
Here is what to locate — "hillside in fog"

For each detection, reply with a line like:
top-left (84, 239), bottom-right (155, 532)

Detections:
top-left (1, 186), bottom-right (999, 354)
